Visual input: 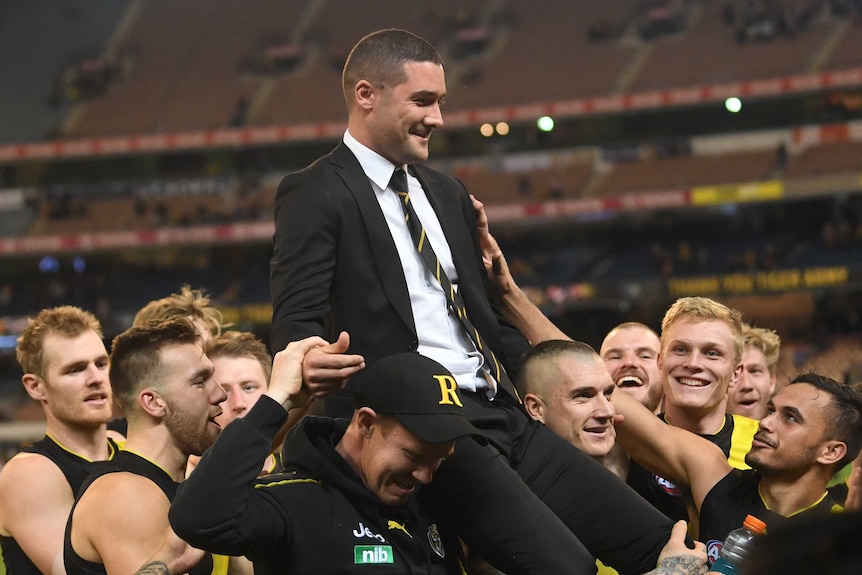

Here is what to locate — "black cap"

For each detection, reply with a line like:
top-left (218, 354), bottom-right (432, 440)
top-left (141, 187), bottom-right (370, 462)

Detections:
top-left (355, 353), bottom-right (486, 445)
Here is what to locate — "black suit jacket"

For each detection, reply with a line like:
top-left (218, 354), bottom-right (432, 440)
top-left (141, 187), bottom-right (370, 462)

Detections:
top-left (270, 142), bottom-right (529, 416)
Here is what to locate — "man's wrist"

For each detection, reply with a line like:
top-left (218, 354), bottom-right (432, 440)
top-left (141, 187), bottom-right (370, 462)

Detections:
top-left (245, 396), bottom-right (292, 437)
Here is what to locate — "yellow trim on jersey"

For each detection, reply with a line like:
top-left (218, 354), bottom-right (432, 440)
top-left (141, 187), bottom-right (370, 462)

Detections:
top-left (211, 554), bottom-right (229, 575)
top-left (44, 432), bottom-right (117, 463)
top-left (254, 477), bottom-right (320, 489)
top-left (596, 559), bottom-right (620, 575)
top-left (107, 439), bottom-right (118, 459)
top-left (119, 447), bottom-right (174, 479)
top-left (728, 414), bottom-right (758, 470)
top-left (262, 452), bottom-right (282, 475)
top-left (758, 487), bottom-right (842, 517)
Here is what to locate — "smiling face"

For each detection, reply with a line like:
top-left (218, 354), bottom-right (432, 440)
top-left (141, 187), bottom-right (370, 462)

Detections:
top-left (527, 354), bottom-right (617, 458)
top-left (358, 414), bottom-right (454, 507)
top-left (727, 346), bottom-right (776, 420)
top-left (360, 60), bottom-right (445, 166)
top-left (35, 329), bottom-right (113, 428)
top-left (601, 325), bottom-right (663, 413)
top-left (211, 355), bottom-right (268, 428)
top-left (660, 318), bottom-right (741, 421)
top-left (745, 383), bottom-right (839, 476)
top-left (159, 343), bottom-right (227, 457)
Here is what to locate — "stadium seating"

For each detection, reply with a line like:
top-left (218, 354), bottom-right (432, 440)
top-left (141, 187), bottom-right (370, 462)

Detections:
top-left (592, 149), bottom-right (778, 195)
top-left (42, 0), bottom-right (859, 140)
top-left (629, 0), bottom-right (836, 92)
top-left (786, 140), bottom-right (862, 178)
top-left (2, 0), bottom-right (861, 399)
top-left (0, 0), bottom-right (127, 143)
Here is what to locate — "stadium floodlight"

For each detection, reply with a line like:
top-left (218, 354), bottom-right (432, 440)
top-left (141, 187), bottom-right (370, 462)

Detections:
top-left (537, 116), bottom-right (555, 132)
top-left (725, 97), bottom-right (742, 113)
top-left (496, 122), bottom-right (510, 136)
top-left (480, 123), bottom-right (494, 137)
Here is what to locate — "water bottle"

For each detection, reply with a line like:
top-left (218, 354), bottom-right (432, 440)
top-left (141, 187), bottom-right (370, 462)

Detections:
top-left (709, 514), bottom-right (767, 574)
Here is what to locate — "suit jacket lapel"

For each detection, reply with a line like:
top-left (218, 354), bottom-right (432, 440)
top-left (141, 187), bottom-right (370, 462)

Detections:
top-left (410, 166), bottom-right (477, 290)
top-left (329, 144), bottom-right (415, 334)
top-left (411, 165), bottom-right (498, 350)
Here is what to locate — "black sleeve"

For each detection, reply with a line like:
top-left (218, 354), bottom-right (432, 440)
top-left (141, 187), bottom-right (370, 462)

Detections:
top-left (169, 397), bottom-right (291, 557)
top-left (270, 171), bottom-right (337, 353)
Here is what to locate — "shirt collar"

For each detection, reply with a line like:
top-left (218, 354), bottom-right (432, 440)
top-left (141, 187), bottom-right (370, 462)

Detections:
top-left (343, 129), bottom-right (402, 191)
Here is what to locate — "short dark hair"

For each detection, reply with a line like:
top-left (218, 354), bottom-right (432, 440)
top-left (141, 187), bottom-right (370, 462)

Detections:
top-left (342, 28), bottom-right (442, 108)
top-left (788, 372), bottom-right (862, 468)
top-left (110, 317), bottom-right (198, 412)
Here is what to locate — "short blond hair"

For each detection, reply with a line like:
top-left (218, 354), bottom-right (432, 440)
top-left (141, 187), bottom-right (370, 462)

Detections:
top-left (205, 331), bottom-right (272, 383)
top-left (661, 297), bottom-right (744, 364)
top-left (742, 323), bottom-right (781, 375)
top-left (134, 285), bottom-right (225, 338)
top-left (16, 306), bottom-right (103, 377)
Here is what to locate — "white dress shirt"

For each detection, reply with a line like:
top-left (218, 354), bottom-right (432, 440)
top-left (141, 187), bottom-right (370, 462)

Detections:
top-left (343, 130), bottom-right (491, 393)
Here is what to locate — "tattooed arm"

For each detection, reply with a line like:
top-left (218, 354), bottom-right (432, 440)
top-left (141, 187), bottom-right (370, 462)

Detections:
top-left (135, 562), bottom-right (171, 575)
top-left (134, 528), bottom-right (204, 575)
top-left (645, 521), bottom-right (708, 575)
top-left (651, 555), bottom-right (708, 575)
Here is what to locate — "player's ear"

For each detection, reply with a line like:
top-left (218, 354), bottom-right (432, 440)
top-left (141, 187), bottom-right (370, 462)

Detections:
top-left (524, 393), bottom-right (545, 423)
top-left (355, 406), bottom-right (377, 437)
top-left (21, 373), bottom-right (47, 401)
top-left (355, 80), bottom-right (375, 111)
top-left (817, 440), bottom-right (847, 468)
top-left (140, 389), bottom-right (166, 417)
top-left (728, 363), bottom-right (743, 389)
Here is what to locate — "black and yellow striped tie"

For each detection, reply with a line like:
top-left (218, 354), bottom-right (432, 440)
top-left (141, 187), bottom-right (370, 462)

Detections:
top-left (390, 168), bottom-right (521, 403)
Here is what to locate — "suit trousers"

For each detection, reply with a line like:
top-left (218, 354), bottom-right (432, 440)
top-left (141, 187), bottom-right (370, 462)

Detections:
top-left (424, 390), bottom-right (674, 575)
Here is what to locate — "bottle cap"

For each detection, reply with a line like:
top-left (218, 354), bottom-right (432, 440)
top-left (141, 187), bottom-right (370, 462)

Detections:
top-left (743, 514), bottom-right (767, 534)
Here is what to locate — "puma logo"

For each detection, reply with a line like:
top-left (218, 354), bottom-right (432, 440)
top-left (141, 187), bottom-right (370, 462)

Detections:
top-left (387, 520), bottom-right (412, 538)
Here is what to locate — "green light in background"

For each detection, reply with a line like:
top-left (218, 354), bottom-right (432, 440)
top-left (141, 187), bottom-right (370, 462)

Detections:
top-left (537, 116), bottom-right (555, 132)
top-left (725, 97), bottom-right (742, 113)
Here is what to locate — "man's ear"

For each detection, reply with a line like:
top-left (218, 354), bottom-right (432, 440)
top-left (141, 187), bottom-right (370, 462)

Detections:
top-left (139, 389), bottom-right (166, 418)
top-left (729, 363), bottom-right (743, 390)
top-left (355, 406), bottom-right (377, 437)
top-left (817, 440), bottom-right (848, 468)
top-left (523, 393), bottom-right (545, 423)
top-left (21, 373), bottom-right (47, 402)
top-left (768, 374), bottom-right (777, 396)
top-left (355, 80), bottom-right (375, 111)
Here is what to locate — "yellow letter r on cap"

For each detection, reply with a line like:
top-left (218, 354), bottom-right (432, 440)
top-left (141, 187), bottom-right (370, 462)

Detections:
top-left (433, 375), bottom-right (463, 407)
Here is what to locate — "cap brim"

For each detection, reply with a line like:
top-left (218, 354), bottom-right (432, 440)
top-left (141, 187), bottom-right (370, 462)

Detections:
top-left (396, 413), bottom-right (488, 445)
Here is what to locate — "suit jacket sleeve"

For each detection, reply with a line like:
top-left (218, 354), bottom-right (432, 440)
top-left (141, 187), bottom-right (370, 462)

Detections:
top-left (270, 170), bottom-right (337, 353)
